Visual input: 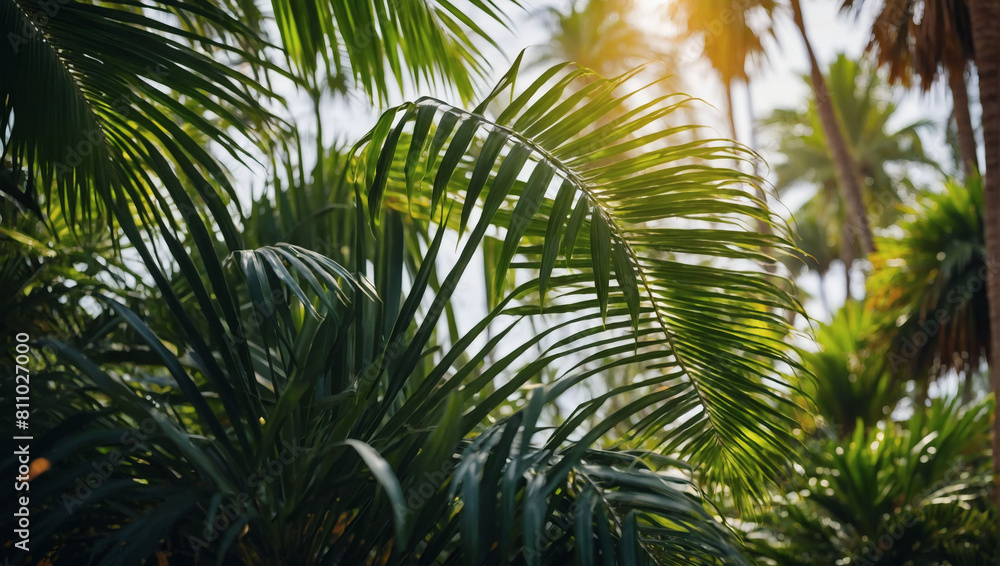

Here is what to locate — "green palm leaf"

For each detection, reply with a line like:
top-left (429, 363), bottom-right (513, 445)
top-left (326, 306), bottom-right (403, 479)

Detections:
top-left (1, 0), bottom-right (277, 233)
top-left (747, 396), bottom-right (994, 565)
top-left (353, 56), bottom-right (805, 512)
top-left (868, 177), bottom-right (989, 391)
top-left (270, 0), bottom-right (522, 102)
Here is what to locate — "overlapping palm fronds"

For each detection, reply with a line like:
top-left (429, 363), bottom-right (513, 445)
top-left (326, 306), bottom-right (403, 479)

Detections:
top-left (747, 397), bottom-right (994, 565)
top-left (2, 1), bottom-right (808, 563)
top-left (270, 0), bottom-right (521, 102)
top-left (792, 301), bottom-right (905, 436)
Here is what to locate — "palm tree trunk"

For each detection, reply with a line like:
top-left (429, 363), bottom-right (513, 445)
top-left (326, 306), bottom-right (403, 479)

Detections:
top-left (841, 218), bottom-right (854, 296)
top-left (724, 82), bottom-right (739, 141)
top-left (817, 271), bottom-right (830, 314)
top-left (948, 63), bottom-right (979, 179)
top-left (962, 371), bottom-right (975, 404)
top-left (745, 81), bottom-right (761, 161)
top-left (790, 0), bottom-right (875, 256)
top-left (967, 0), bottom-right (1000, 544)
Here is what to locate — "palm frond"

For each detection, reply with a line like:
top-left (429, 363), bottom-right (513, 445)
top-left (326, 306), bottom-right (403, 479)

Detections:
top-left (353, 56), bottom-right (806, 511)
top-left (270, 0), bottom-right (522, 102)
top-left (867, 177), bottom-right (989, 385)
top-left (2, 0), bottom-right (278, 232)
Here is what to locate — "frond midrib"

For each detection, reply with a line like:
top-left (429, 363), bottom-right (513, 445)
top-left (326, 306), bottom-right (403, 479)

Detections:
top-left (10, 0), bottom-right (112, 159)
top-left (406, 96), bottom-right (729, 456)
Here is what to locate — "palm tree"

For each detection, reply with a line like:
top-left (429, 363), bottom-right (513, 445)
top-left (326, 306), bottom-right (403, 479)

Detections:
top-left (842, 0), bottom-right (979, 179)
top-left (669, 0), bottom-right (775, 143)
top-left (669, 0), bottom-right (776, 242)
top-left (867, 178), bottom-right (989, 401)
top-left (792, 301), bottom-right (905, 436)
top-left (788, 0), bottom-right (877, 256)
top-left (531, 0), bottom-right (690, 143)
top-left (781, 205), bottom-right (841, 310)
top-left (964, 0), bottom-right (1000, 540)
top-left (0, 3), bottom-right (804, 563)
top-left (845, 0), bottom-right (1000, 531)
top-left (762, 54), bottom-right (937, 291)
top-left (0, 194), bottom-right (148, 367)
top-left (535, 0), bottom-right (665, 79)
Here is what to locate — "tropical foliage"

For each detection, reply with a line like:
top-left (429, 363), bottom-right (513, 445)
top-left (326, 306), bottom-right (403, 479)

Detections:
top-left (2, 0), bottom-right (999, 564)
top-left (791, 301), bottom-right (904, 435)
top-left (749, 397), bottom-right (995, 566)
top-left (763, 55), bottom-right (937, 272)
top-left (868, 178), bottom-right (989, 394)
